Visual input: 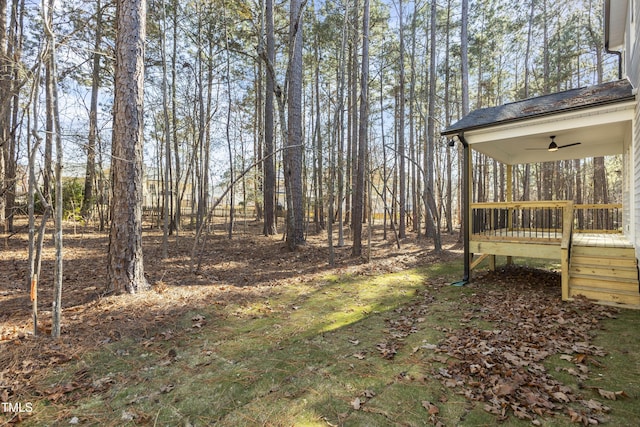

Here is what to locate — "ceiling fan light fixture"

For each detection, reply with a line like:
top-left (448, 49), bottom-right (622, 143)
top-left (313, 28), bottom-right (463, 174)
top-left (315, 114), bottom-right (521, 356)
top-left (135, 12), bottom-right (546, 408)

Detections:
top-left (548, 141), bottom-right (558, 152)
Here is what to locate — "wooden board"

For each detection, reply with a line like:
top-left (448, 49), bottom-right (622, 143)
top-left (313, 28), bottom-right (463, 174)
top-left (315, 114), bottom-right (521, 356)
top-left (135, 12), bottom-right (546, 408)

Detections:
top-left (470, 240), bottom-right (561, 259)
top-left (571, 246), bottom-right (636, 258)
top-left (570, 265), bottom-right (639, 280)
top-left (569, 286), bottom-right (640, 307)
top-left (571, 255), bottom-right (637, 268)
top-left (569, 276), bottom-right (640, 292)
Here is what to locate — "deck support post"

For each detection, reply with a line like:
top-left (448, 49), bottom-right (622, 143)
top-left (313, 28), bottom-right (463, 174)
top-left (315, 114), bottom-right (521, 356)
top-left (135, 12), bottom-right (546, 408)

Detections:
top-left (561, 248), bottom-right (570, 300)
top-left (464, 139), bottom-right (471, 280)
top-left (560, 202), bottom-right (574, 301)
top-left (506, 164), bottom-right (513, 266)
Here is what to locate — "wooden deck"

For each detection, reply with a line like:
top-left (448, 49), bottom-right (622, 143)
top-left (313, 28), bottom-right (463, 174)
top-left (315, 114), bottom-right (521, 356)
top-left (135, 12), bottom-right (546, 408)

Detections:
top-left (572, 233), bottom-right (634, 248)
top-left (472, 229), bottom-right (562, 242)
top-left (470, 231), bottom-right (639, 309)
top-left (472, 230), bottom-right (633, 248)
top-left (468, 202), bottom-right (638, 309)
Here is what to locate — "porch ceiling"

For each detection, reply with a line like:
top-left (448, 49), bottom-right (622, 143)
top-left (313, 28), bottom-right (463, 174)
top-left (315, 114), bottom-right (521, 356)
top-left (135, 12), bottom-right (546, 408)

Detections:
top-left (463, 101), bottom-right (635, 165)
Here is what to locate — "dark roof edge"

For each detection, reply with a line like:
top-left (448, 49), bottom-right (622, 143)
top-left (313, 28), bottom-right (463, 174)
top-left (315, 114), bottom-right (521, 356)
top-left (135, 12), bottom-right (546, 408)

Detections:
top-left (441, 92), bottom-right (636, 136)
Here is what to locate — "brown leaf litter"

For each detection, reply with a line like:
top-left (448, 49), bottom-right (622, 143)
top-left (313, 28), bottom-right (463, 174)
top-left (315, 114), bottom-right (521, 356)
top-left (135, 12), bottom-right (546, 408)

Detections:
top-left (434, 266), bottom-right (623, 424)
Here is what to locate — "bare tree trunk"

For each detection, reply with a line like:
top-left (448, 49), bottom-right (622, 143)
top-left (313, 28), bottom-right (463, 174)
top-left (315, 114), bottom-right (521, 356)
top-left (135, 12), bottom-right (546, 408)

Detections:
top-left (27, 60), bottom-right (44, 335)
top-left (455, 0), bottom-right (469, 243)
top-left (107, 0), bottom-right (149, 294)
top-left (223, 2), bottom-right (234, 239)
top-left (285, 0), bottom-right (305, 249)
top-left (160, 0), bottom-right (171, 258)
top-left (345, 42), bottom-right (352, 229)
top-left (52, 73), bottom-right (63, 338)
top-left (262, 0), bottom-right (277, 235)
top-left (524, 0), bottom-right (535, 98)
top-left (409, 4), bottom-right (419, 235)
top-left (44, 55), bottom-right (53, 203)
top-left (380, 51), bottom-right (388, 240)
top-left (171, 0), bottom-right (180, 232)
top-left (461, 0), bottom-right (469, 116)
top-left (347, 0), bottom-right (359, 230)
top-left (43, 0), bottom-right (64, 338)
top-left (82, 0), bottom-right (103, 221)
top-left (195, 9), bottom-right (207, 233)
top-left (328, 100), bottom-right (335, 265)
top-left (0, 0), bottom-right (6, 232)
top-left (352, 0), bottom-right (369, 257)
top-left (336, 1), bottom-right (348, 247)
top-left (425, 0), bottom-right (441, 252)
top-left (397, 0), bottom-right (406, 239)
top-left (542, 0), bottom-right (549, 94)
top-left (255, 63), bottom-right (264, 222)
top-left (313, 28), bottom-right (325, 231)
top-left (3, 0), bottom-right (22, 232)
top-left (444, 0), bottom-right (453, 234)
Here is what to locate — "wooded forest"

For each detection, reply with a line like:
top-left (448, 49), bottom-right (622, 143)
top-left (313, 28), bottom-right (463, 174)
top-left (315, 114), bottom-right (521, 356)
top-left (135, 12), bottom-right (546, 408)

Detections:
top-left (0, 0), bottom-right (621, 301)
top-left (3, 2), bottom-right (640, 424)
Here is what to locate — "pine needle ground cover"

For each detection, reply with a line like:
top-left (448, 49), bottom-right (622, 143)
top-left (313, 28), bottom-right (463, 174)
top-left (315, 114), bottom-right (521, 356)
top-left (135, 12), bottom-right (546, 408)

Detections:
top-left (1, 226), bottom-right (638, 426)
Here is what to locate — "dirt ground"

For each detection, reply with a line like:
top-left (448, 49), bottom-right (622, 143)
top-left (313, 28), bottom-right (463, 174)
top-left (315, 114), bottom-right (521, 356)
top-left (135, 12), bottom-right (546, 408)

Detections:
top-left (0, 217), bottom-right (460, 406)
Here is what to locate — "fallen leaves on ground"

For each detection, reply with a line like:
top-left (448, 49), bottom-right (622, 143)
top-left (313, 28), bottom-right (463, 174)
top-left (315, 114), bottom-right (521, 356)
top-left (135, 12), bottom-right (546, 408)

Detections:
top-left (434, 266), bottom-right (621, 424)
top-left (376, 294), bottom-right (435, 359)
top-left (1, 219), bottom-right (444, 421)
top-left (1, 221), bottom-right (633, 425)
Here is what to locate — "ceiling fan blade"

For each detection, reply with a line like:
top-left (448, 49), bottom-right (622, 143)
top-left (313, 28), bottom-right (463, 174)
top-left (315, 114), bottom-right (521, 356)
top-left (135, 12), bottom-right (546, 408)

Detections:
top-left (558, 142), bottom-right (581, 149)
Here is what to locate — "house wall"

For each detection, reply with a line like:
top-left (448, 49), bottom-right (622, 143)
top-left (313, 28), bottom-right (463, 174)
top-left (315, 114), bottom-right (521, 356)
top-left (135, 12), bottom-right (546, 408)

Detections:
top-left (635, 92), bottom-right (640, 258)
top-left (631, 0), bottom-right (640, 258)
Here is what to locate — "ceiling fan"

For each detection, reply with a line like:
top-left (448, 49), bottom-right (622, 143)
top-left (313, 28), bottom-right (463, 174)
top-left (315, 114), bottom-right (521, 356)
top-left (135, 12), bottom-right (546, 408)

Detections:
top-left (527, 135), bottom-right (581, 152)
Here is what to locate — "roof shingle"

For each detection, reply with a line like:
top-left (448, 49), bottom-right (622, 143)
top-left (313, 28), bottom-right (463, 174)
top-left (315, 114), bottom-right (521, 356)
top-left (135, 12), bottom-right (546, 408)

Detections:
top-left (442, 79), bottom-right (635, 135)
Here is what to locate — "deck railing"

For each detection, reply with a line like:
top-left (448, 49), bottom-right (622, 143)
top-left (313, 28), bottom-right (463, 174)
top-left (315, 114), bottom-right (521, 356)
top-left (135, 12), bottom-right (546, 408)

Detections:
top-left (471, 201), bottom-right (622, 241)
top-left (471, 201), bottom-right (574, 241)
top-left (573, 203), bottom-right (622, 233)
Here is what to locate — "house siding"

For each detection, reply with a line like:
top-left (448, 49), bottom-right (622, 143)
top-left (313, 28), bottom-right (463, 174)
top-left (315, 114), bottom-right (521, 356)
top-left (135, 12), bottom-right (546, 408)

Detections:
top-left (630, 0), bottom-right (640, 259)
top-left (634, 100), bottom-right (640, 259)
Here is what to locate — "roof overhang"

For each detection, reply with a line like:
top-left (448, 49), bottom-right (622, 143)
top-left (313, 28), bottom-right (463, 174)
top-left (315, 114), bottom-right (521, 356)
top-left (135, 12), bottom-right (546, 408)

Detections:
top-left (442, 79), bottom-right (637, 166)
top-left (456, 101), bottom-right (635, 165)
top-left (605, 0), bottom-right (629, 51)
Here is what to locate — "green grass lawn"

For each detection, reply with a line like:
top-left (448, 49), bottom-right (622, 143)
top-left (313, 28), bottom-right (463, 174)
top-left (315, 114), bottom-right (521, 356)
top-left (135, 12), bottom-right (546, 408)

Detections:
top-left (10, 260), bottom-right (640, 426)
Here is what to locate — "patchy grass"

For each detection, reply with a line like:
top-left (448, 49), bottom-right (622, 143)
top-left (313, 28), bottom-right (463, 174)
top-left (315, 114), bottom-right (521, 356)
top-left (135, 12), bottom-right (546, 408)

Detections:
top-left (27, 265), bottom-right (446, 426)
top-left (1, 224), bottom-right (637, 426)
top-left (4, 258), bottom-right (637, 427)
top-left (544, 307), bottom-right (640, 424)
